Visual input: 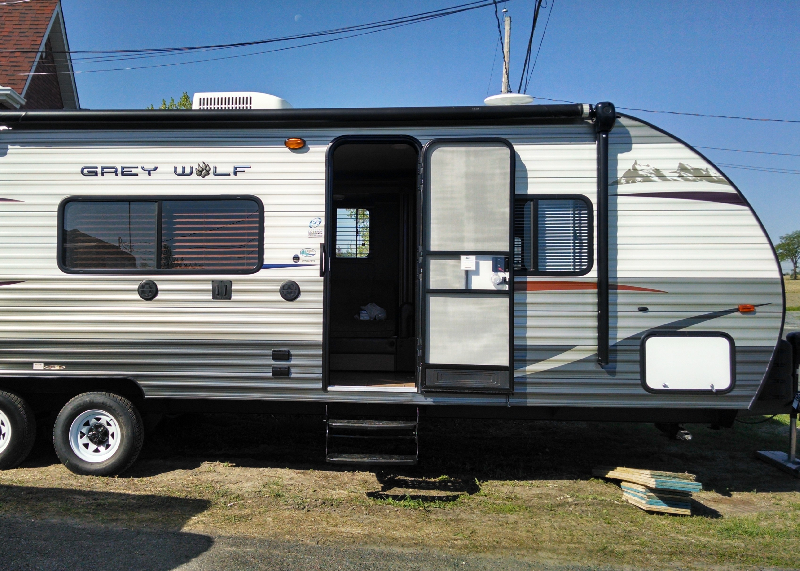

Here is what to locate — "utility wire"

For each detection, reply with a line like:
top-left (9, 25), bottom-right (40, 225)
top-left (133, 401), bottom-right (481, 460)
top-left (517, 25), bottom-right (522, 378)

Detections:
top-left (717, 163), bottom-right (800, 175)
top-left (516, 0), bottom-right (543, 93)
top-left (6, 0), bottom-right (507, 58)
top-left (695, 146), bottom-right (800, 158)
top-left (524, 0), bottom-right (555, 93)
top-left (530, 95), bottom-right (800, 124)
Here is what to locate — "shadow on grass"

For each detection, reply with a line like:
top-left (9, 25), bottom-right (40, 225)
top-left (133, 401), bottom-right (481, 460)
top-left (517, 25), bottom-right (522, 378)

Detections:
top-left (0, 485), bottom-right (212, 570)
top-left (22, 413), bottom-right (800, 496)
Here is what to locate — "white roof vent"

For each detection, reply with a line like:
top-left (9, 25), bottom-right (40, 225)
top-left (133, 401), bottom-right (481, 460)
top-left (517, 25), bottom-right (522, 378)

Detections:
top-left (192, 92), bottom-right (292, 110)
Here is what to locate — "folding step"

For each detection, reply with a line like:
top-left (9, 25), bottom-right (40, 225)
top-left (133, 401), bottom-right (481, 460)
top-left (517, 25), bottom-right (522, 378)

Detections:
top-left (326, 453), bottom-right (418, 466)
top-left (325, 406), bottom-right (419, 466)
top-left (327, 419), bottom-right (418, 430)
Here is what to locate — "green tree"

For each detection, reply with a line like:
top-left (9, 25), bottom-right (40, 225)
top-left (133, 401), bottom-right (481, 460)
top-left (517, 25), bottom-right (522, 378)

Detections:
top-left (776, 230), bottom-right (800, 279)
top-left (146, 91), bottom-right (192, 110)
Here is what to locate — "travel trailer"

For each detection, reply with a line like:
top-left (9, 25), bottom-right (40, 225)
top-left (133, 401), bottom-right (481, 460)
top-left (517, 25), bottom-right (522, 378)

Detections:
top-left (0, 98), bottom-right (792, 475)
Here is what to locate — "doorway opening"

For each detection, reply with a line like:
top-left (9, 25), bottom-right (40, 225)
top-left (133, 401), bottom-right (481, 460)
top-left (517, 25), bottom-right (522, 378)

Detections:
top-left (325, 138), bottom-right (419, 390)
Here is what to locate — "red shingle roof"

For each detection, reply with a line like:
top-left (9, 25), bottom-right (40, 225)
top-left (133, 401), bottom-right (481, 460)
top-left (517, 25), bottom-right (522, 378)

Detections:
top-left (0, 0), bottom-right (60, 94)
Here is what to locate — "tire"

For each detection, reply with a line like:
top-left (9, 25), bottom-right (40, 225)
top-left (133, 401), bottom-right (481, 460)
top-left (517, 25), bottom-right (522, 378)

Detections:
top-left (53, 392), bottom-right (143, 476)
top-left (0, 390), bottom-right (37, 470)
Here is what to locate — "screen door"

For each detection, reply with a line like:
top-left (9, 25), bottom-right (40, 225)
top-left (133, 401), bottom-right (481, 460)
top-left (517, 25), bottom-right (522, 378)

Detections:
top-left (420, 139), bottom-right (514, 393)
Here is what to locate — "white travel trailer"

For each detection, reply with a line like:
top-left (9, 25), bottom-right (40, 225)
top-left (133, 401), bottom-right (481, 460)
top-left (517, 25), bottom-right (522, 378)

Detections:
top-left (0, 100), bottom-right (791, 475)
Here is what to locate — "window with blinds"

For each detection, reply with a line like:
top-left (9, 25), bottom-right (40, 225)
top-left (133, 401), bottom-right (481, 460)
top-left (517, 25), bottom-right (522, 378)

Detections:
top-left (335, 208), bottom-right (370, 258)
top-left (61, 198), bottom-right (262, 273)
top-left (513, 196), bottom-right (592, 275)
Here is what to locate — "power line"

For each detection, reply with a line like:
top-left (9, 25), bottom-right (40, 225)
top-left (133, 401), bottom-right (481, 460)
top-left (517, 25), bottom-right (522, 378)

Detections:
top-left (530, 95), bottom-right (800, 124)
top-left (524, 0), bottom-right (555, 93)
top-left (6, 0), bottom-right (507, 59)
top-left (618, 106), bottom-right (800, 124)
top-left (696, 146), bottom-right (800, 158)
top-left (19, 0), bottom-right (510, 76)
top-left (516, 0), bottom-right (544, 93)
top-left (717, 163), bottom-right (800, 175)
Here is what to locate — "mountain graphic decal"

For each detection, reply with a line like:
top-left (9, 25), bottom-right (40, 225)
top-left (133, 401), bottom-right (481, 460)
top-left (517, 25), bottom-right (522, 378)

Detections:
top-left (613, 161), bottom-right (727, 185)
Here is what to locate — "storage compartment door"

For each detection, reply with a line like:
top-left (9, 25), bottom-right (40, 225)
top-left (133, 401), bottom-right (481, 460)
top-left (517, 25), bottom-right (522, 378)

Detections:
top-left (420, 140), bottom-right (514, 393)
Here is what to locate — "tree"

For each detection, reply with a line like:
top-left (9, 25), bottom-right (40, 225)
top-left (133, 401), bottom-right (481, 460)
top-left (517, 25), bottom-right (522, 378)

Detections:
top-left (146, 91), bottom-right (192, 110)
top-left (776, 230), bottom-right (800, 280)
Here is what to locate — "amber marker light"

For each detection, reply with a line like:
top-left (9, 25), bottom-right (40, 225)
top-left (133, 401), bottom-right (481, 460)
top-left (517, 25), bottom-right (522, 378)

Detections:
top-left (285, 138), bottom-right (306, 149)
top-left (738, 304), bottom-right (756, 313)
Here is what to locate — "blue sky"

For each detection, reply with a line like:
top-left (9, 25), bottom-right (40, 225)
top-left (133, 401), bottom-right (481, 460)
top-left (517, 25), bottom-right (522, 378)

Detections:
top-left (61, 0), bottom-right (799, 247)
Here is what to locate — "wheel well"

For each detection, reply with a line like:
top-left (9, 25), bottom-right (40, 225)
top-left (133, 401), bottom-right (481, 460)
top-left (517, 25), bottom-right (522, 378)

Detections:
top-left (0, 377), bottom-right (145, 414)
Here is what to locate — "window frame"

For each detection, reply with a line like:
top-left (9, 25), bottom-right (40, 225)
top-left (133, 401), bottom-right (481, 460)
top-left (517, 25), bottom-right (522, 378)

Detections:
top-left (57, 195), bottom-right (265, 275)
top-left (514, 194), bottom-right (594, 277)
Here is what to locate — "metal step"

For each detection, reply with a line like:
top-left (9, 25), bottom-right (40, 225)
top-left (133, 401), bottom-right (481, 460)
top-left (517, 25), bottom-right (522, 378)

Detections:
top-left (326, 453), bottom-right (418, 466)
top-left (327, 419), bottom-right (417, 430)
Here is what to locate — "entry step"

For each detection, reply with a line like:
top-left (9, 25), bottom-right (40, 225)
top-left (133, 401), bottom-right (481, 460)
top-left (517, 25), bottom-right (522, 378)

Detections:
top-left (327, 419), bottom-right (418, 430)
top-left (326, 453), bottom-right (418, 466)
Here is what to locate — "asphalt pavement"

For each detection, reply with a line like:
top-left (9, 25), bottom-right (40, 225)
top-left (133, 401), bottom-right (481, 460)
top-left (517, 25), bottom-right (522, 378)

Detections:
top-left (0, 515), bottom-right (620, 571)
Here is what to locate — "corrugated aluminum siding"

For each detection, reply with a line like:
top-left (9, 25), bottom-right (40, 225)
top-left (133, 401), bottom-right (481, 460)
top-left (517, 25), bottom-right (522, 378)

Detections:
top-left (0, 117), bottom-right (782, 408)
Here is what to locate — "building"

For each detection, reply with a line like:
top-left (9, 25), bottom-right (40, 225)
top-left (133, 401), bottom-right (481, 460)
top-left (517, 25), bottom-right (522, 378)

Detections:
top-left (0, 0), bottom-right (79, 110)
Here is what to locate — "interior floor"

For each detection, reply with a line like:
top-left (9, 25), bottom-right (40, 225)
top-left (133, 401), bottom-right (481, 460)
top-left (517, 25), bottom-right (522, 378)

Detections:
top-left (326, 140), bottom-right (419, 388)
top-left (328, 371), bottom-right (416, 388)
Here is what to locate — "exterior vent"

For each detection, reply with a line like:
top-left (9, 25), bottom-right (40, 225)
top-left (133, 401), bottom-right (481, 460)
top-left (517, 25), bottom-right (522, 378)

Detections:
top-left (192, 92), bottom-right (292, 110)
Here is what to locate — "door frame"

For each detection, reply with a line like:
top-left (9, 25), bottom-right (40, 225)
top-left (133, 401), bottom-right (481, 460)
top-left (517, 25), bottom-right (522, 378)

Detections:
top-left (321, 134), bottom-right (422, 391)
top-left (417, 137), bottom-right (516, 393)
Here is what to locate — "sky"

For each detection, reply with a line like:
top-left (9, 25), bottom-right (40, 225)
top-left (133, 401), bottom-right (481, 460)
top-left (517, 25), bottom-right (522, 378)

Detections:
top-left (59, 0), bottom-right (799, 249)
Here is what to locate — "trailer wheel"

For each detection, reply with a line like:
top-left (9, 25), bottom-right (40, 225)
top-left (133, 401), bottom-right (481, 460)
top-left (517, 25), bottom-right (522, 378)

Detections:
top-left (0, 390), bottom-right (37, 470)
top-left (53, 392), bottom-right (143, 476)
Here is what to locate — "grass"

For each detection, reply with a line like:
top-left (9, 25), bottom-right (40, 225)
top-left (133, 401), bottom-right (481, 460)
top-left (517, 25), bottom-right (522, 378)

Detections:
top-left (1, 413), bottom-right (798, 570)
top-left (784, 276), bottom-right (800, 310)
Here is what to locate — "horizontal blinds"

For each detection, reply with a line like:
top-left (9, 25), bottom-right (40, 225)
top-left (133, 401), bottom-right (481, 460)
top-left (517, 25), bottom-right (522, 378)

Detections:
top-left (537, 199), bottom-right (590, 272)
top-left (161, 200), bottom-right (260, 270)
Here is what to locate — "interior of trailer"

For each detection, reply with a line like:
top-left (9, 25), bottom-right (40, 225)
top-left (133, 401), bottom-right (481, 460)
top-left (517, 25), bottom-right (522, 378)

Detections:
top-left (326, 140), bottom-right (418, 389)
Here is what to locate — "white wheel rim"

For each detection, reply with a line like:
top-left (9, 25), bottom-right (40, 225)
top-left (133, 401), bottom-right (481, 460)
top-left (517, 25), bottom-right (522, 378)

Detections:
top-left (0, 410), bottom-right (11, 454)
top-left (69, 409), bottom-right (122, 463)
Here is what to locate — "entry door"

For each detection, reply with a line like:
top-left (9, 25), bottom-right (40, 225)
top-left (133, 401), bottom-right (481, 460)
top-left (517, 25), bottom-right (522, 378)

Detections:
top-left (419, 139), bottom-right (514, 393)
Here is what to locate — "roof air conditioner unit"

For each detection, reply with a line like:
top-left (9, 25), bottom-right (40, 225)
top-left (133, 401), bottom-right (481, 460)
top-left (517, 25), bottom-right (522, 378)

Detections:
top-left (192, 92), bottom-right (292, 110)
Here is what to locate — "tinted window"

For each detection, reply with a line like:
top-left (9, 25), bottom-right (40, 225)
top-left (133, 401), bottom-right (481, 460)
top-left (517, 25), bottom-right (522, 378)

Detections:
top-left (514, 197), bottom-right (592, 275)
top-left (63, 201), bottom-right (157, 269)
top-left (61, 198), bottom-right (262, 273)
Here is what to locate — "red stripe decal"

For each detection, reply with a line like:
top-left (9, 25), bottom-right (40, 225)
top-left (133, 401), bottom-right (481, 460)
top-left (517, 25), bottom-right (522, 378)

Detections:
top-left (515, 280), bottom-right (665, 293)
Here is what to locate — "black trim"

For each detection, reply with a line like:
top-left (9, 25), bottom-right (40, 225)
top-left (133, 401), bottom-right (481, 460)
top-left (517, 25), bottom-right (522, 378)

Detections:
top-left (594, 102), bottom-right (616, 366)
top-left (322, 135), bottom-right (422, 392)
top-left (639, 331), bottom-right (736, 395)
top-left (418, 138), bottom-right (515, 394)
top-left (513, 194), bottom-right (594, 276)
top-left (57, 195), bottom-right (264, 275)
top-left (617, 111), bottom-right (785, 405)
top-left (0, 104), bottom-right (586, 131)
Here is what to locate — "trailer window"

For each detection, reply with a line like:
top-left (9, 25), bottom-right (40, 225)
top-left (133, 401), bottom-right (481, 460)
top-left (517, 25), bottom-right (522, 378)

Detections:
top-left (335, 208), bottom-right (370, 258)
top-left (60, 197), bottom-right (263, 273)
top-left (514, 196), bottom-right (592, 275)
top-left (161, 200), bottom-right (261, 270)
top-left (63, 201), bottom-right (158, 269)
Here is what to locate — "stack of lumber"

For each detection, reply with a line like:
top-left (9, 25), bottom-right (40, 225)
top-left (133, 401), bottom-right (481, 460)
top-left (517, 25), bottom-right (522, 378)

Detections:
top-left (593, 466), bottom-right (702, 515)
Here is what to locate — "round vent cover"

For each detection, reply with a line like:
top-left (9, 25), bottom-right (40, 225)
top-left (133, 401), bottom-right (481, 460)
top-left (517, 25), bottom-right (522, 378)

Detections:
top-left (279, 281), bottom-right (300, 302)
top-left (137, 280), bottom-right (158, 301)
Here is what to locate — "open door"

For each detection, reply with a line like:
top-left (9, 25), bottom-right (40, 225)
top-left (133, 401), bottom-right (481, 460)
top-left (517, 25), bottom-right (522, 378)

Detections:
top-left (419, 139), bottom-right (514, 393)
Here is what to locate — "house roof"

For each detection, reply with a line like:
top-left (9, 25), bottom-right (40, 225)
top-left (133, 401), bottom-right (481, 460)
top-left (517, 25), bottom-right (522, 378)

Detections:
top-left (0, 0), bottom-right (79, 108)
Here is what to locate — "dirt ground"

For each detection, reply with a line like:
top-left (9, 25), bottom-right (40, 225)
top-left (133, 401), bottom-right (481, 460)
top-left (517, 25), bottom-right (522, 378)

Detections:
top-left (0, 413), bottom-right (798, 570)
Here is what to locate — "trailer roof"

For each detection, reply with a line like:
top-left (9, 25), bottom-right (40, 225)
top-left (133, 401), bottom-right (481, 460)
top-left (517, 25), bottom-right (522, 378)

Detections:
top-left (0, 103), bottom-right (588, 130)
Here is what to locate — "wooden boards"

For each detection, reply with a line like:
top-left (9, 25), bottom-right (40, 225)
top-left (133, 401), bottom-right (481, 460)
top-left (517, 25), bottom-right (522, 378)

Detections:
top-left (593, 466), bottom-right (702, 492)
top-left (593, 466), bottom-right (701, 515)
